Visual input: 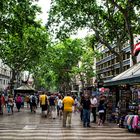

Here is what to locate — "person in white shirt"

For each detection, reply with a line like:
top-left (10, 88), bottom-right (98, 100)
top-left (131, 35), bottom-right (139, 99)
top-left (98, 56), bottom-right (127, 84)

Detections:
top-left (58, 96), bottom-right (63, 119)
top-left (90, 95), bottom-right (98, 123)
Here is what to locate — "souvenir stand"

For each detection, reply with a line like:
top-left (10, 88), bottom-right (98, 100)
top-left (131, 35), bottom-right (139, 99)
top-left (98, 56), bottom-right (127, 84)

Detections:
top-left (104, 62), bottom-right (140, 132)
top-left (106, 90), bottom-right (118, 123)
top-left (124, 85), bottom-right (140, 132)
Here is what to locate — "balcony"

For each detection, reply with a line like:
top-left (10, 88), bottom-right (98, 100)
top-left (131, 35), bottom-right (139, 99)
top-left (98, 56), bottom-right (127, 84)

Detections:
top-left (97, 45), bottom-right (131, 66)
top-left (123, 59), bottom-right (130, 66)
top-left (96, 55), bottom-right (116, 66)
top-left (123, 46), bottom-right (130, 53)
top-left (97, 67), bottom-right (112, 74)
top-left (97, 59), bottom-right (130, 74)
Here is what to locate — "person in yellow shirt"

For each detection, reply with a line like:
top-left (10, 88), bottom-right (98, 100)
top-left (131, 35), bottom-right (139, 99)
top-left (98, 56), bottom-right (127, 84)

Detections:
top-left (25, 95), bottom-right (30, 108)
top-left (40, 92), bottom-right (48, 117)
top-left (62, 93), bottom-right (74, 127)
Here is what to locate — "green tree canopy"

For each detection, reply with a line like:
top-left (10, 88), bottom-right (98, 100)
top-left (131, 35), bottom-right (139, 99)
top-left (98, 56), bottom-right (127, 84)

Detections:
top-left (47, 0), bottom-right (140, 65)
top-left (0, 0), bottom-right (49, 92)
top-left (33, 37), bottom-right (99, 92)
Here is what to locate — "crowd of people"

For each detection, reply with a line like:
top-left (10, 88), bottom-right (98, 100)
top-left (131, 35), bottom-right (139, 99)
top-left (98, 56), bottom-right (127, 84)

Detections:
top-left (0, 91), bottom-right (108, 128)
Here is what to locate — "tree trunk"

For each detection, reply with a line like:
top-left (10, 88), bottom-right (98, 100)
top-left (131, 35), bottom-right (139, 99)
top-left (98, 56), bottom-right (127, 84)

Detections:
top-left (10, 69), bottom-right (16, 95)
top-left (123, 11), bottom-right (137, 65)
top-left (109, 0), bottom-right (137, 65)
top-left (80, 73), bottom-right (85, 93)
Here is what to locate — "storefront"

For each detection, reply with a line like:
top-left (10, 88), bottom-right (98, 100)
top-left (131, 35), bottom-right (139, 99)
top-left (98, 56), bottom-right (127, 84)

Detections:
top-left (104, 63), bottom-right (140, 130)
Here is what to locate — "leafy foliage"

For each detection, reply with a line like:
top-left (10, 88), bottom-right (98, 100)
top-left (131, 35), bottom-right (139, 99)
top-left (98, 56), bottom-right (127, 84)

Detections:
top-left (33, 37), bottom-right (100, 92)
top-left (47, 0), bottom-right (140, 65)
top-left (0, 0), bottom-right (49, 92)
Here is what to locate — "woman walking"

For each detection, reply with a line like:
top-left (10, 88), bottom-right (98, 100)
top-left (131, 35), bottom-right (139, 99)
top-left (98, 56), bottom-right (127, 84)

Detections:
top-left (58, 95), bottom-right (63, 119)
top-left (15, 94), bottom-right (22, 112)
top-left (7, 95), bottom-right (14, 114)
top-left (98, 100), bottom-right (105, 126)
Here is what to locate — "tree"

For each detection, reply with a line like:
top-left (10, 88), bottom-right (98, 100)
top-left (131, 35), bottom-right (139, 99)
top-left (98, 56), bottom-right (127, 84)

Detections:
top-left (108, 0), bottom-right (140, 64)
top-left (32, 37), bottom-right (99, 93)
top-left (71, 36), bottom-right (100, 91)
top-left (47, 0), bottom-right (140, 71)
top-left (0, 0), bottom-right (49, 93)
top-left (32, 38), bottom-right (84, 93)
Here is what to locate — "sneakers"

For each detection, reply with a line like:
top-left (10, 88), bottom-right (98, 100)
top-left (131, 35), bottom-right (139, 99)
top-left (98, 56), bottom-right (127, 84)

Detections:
top-left (63, 125), bottom-right (66, 127)
top-left (68, 124), bottom-right (71, 128)
top-left (83, 124), bottom-right (91, 127)
top-left (83, 124), bottom-right (86, 127)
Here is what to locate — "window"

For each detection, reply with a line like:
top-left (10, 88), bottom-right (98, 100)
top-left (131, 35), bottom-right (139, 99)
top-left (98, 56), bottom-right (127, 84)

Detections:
top-left (123, 53), bottom-right (126, 60)
top-left (108, 61), bottom-right (111, 66)
top-left (101, 64), bottom-right (103, 69)
top-left (116, 68), bottom-right (119, 74)
top-left (116, 58), bottom-right (119, 63)
top-left (123, 66), bottom-right (126, 71)
top-left (127, 52), bottom-right (130, 59)
top-left (127, 65), bottom-right (130, 69)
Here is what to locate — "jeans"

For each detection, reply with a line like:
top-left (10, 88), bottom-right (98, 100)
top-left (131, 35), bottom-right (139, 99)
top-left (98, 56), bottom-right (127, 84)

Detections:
top-left (83, 109), bottom-right (90, 126)
top-left (50, 106), bottom-right (56, 118)
top-left (7, 105), bottom-right (11, 113)
top-left (80, 109), bottom-right (83, 121)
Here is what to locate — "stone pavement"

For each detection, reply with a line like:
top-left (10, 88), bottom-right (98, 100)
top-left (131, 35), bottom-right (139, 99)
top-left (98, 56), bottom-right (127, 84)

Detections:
top-left (0, 107), bottom-right (139, 140)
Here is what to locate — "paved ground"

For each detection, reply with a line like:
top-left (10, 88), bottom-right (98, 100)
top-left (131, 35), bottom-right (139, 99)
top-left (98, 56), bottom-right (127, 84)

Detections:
top-left (0, 107), bottom-right (140, 140)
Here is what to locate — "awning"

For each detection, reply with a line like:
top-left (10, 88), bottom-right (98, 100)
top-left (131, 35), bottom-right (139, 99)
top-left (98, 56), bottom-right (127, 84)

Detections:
top-left (104, 62), bottom-right (140, 86)
top-left (15, 85), bottom-right (35, 91)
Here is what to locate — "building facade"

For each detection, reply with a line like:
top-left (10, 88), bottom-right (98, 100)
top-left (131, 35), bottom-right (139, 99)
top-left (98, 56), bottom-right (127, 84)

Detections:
top-left (0, 59), bottom-right (12, 91)
top-left (96, 35), bottom-right (140, 83)
top-left (96, 43), bottom-right (130, 82)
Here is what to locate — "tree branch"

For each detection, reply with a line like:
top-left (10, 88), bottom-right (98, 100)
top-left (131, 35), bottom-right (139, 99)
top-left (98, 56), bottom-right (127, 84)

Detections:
top-left (109, 0), bottom-right (125, 14)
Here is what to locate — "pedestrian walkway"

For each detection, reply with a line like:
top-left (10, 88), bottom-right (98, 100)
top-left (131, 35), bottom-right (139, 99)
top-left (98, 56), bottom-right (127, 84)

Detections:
top-left (0, 107), bottom-right (139, 140)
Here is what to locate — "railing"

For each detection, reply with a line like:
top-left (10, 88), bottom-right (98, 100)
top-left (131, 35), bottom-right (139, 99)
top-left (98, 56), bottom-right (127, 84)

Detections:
top-left (96, 55), bottom-right (116, 66)
top-left (97, 59), bottom-right (130, 73)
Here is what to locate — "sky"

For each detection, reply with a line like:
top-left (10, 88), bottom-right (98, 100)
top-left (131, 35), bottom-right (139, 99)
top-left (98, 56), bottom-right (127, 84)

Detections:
top-left (36, 0), bottom-right (51, 25)
top-left (36, 0), bottom-right (99, 38)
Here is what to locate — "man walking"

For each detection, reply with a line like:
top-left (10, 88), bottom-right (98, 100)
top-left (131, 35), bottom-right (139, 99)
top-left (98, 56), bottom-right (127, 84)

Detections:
top-left (40, 92), bottom-right (48, 117)
top-left (30, 93), bottom-right (37, 113)
top-left (62, 93), bottom-right (74, 127)
top-left (81, 94), bottom-right (91, 127)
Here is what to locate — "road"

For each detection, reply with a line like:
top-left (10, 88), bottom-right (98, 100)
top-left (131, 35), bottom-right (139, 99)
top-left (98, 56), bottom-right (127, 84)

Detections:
top-left (0, 107), bottom-right (139, 140)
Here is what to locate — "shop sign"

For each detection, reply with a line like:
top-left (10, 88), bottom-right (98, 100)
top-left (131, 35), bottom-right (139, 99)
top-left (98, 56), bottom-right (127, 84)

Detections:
top-left (133, 35), bottom-right (140, 56)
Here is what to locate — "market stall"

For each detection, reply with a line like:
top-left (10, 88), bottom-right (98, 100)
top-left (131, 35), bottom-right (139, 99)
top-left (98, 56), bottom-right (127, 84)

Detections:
top-left (104, 62), bottom-right (140, 131)
top-left (14, 84), bottom-right (35, 96)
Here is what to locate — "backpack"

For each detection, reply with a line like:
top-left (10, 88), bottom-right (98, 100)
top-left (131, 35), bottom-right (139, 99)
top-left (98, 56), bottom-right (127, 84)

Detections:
top-left (16, 96), bottom-right (21, 103)
top-left (32, 96), bottom-right (36, 103)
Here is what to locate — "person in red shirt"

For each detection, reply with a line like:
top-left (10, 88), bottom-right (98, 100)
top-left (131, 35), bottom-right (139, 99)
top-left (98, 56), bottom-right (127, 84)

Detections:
top-left (0, 94), bottom-right (5, 114)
